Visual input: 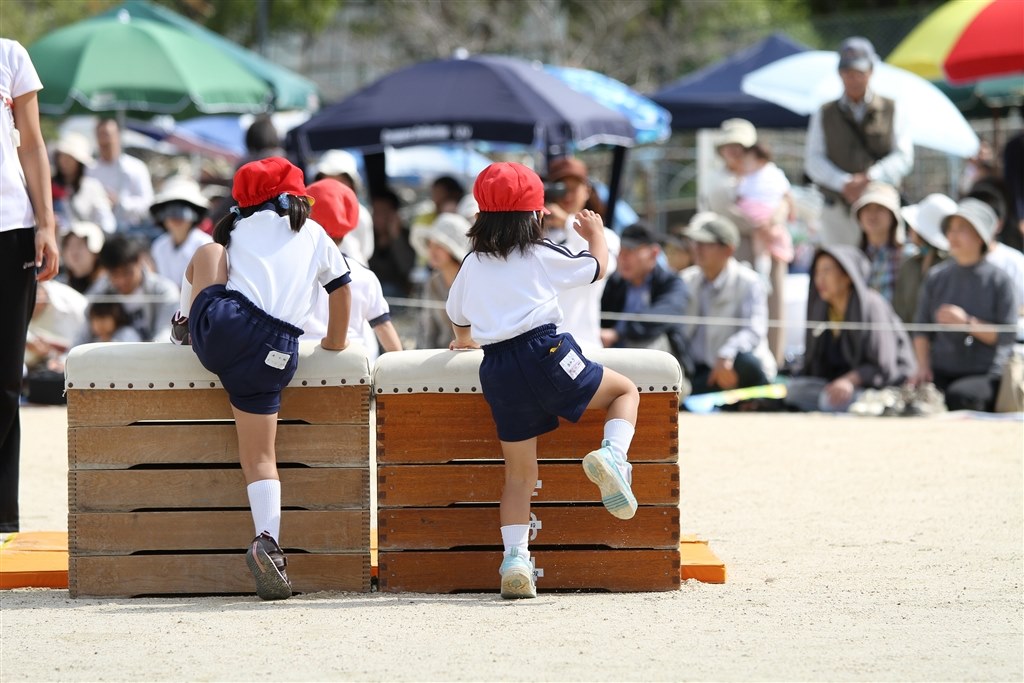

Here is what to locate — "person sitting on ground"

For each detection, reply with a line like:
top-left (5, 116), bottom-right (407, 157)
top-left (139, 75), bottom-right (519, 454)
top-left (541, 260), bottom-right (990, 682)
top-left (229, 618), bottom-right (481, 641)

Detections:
top-left (86, 234), bottom-right (179, 342)
top-left (662, 226), bottom-right (694, 275)
top-left (311, 149), bottom-right (374, 263)
top-left (852, 181), bottom-right (906, 304)
top-left (89, 118), bottom-right (153, 232)
top-left (368, 187), bottom-right (416, 298)
top-left (76, 301), bottom-right (142, 345)
top-left (966, 181), bottom-right (1024, 318)
top-left (912, 198), bottom-right (1018, 412)
top-left (51, 132), bottom-right (115, 234)
top-left (600, 223), bottom-right (692, 391)
top-left (892, 193), bottom-right (956, 323)
top-left (543, 156), bottom-right (620, 352)
top-left (411, 212), bottom-right (472, 350)
top-left (25, 279), bottom-right (88, 373)
top-left (59, 221), bottom-right (105, 294)
top-left (680, 212), bottom-right (777, 395)
top-left (785, 245), bottom-right (916, 413)
top-left (148, 176), bottom-right (212, 289)
top-left (302, 178), bottom-right (401, 363)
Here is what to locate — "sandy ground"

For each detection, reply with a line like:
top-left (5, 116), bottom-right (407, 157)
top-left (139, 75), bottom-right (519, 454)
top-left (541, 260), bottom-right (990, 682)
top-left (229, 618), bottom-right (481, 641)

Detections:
top-left (1, 406), bottom-right (1021, 682)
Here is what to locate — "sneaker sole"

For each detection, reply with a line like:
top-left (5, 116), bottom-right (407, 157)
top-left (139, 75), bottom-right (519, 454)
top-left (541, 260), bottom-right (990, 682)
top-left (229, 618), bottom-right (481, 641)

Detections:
top-left (583, 450), bottom-right (638, 520)
top-left (246, 545), bottom-right (292, 601)
top-left (500, 567), bottom-right (537, 599)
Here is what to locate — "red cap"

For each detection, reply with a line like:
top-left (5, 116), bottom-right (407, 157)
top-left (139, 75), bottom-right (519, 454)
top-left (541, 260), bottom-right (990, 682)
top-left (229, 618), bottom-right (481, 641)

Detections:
top-left (473, 162), bottom-right (550, 214)
top-left (547, 156), bottom-right (588, 182)
top-left (232, 156), bottom-right (313, 208)
top-left (307, 179), bottom-right (361, 241)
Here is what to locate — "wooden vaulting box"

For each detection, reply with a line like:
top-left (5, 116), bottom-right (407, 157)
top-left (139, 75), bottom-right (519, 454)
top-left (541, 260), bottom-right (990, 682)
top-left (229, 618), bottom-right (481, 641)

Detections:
top-left (374, 348), bottom-right (683, 593)
top-left (64, 341), bottom-right (372, 597)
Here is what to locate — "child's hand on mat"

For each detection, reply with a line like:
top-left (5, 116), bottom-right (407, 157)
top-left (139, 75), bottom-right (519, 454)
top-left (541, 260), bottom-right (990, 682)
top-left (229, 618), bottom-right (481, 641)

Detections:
top-left (449, 338), bottom-right (480, 350)
top-left (321, 337), bottom-right (349, 351)
top-left (572, 209), bottom-right (604, 240)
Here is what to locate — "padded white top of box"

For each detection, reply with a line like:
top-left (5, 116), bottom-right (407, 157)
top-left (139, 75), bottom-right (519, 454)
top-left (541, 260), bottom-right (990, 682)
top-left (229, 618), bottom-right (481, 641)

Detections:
top-left (372, 348), bottom-right (683, 395)
top-left (64, 341), bottom-right (371, 390)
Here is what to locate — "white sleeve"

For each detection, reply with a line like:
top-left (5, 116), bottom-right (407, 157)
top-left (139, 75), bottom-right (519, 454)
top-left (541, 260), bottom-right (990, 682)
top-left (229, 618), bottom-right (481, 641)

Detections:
top-left (10, 41), bottom-right (43, 98)
top-left (445, 263), bottom-right (471, 327)
top-left (804, 107), bottom-right (851, 193)
top-left (537, 240), bottom-right (600, 291)
top-left (315, 231), bottom-right (351, 290)
top-left (364, 269), bottom-right (391, 324)
top-left (866, 102), bottom-right (913, 186)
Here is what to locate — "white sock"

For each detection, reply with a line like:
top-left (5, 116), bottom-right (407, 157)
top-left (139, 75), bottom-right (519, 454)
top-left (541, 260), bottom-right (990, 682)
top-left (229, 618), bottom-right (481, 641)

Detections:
top-left (246, 479), bottom-right (281, 543)
top-left (603, 418), bottom-right (635, 484)
top-left (500, 524), bottom-right (530, 560)
top-left (178, 272), bottom-right (193, 316)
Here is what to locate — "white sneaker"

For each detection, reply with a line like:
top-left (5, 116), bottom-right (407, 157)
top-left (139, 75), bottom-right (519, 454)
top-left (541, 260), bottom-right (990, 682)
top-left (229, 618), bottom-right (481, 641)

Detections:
top-left (583, 441), bottom-right (638, 520)
top-left (498, 548), bottom-right (536, 599)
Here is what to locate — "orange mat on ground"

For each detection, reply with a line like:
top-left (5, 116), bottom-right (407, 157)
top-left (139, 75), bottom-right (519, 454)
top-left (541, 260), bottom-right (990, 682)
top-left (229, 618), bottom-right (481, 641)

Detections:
top-left (0, 531), bottom-right (69, 589)
top-left (680, 534), bottom-right (727, 584)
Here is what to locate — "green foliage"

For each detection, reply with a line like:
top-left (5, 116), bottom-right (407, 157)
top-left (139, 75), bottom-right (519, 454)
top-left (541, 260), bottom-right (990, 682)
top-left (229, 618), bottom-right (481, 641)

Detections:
top-left (1, 0), bottom-right (119, 46)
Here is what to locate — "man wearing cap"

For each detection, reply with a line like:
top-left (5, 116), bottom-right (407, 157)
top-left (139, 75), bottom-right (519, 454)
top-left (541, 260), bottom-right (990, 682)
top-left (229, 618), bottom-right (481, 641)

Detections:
top-left (912, 198), bottom-right (1018, 411)
top-left (544, 156), bottom-right (620, 351)
top-left (680, 213), bottom-right (777, 395)
top-left (89, 118), bottom-right (154, 232)
top-left (312, 149), bottom-right (374, 264)
top-left (600, 224), bottom-right (692, 391)
top-left (804, 37), bottom-right (913, 247)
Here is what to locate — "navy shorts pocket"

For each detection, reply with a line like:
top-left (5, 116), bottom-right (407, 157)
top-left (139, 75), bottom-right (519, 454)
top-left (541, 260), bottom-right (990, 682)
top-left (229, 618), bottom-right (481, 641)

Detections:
top-left (246, 341), bottom-right (298, 394)
top-left (537, 335), bottom-right (589, 393)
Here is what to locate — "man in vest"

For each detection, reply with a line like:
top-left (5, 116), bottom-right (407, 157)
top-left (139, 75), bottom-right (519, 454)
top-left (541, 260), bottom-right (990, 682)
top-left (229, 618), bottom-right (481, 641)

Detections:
top-left (681, 212), bottom-right (777, 395)
top-left (804, 37), bottom-right (913, 247)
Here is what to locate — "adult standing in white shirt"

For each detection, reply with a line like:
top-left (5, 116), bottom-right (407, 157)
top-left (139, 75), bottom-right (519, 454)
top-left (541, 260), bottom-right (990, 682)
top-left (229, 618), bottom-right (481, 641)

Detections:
top-left (543, 156), bottom-right (620, 352)
top-left (0, 38), bottom-right (59, 533)
top-left (804, 37), bottom-right (913, 248)
top-left (89, 118), bottom-right (154, 232)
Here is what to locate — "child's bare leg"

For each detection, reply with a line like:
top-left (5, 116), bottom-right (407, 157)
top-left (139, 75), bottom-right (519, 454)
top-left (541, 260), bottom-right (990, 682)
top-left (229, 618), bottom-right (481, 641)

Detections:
top-left (232, 406), bottom-right (282, 541)
top-left (583, 367), bottom-right (639, 519)
top-left (586, 367), bottom-right (640, 423)
top-left (498, 437), bottom-right (538, 598)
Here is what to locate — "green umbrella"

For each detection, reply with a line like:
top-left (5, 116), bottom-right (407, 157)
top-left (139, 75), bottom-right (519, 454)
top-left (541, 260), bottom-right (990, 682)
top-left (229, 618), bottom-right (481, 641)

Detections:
top-left (28, 12), bottom-right (272, 118)
top-left (100, 0), bottom-right (320, 112)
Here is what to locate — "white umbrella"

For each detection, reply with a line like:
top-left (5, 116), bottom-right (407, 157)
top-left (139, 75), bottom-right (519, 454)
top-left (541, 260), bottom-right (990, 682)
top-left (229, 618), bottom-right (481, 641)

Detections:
top-left (740, 51), bottom-right (979, 158)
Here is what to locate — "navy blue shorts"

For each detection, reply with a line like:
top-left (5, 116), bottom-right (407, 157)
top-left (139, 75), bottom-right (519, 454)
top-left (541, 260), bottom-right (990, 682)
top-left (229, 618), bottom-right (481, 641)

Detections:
top-left (480, 324), bottom-right (604, 442)
top-left (189, 285), bottom-right (302, 415)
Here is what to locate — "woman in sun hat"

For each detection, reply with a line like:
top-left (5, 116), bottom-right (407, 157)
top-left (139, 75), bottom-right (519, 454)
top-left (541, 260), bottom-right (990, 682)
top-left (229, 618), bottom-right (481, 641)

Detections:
top-left (51, 132), bottom-right (115, 234)
top-left (411, 211), bottom-right (472, 349)
top-left (912, 198), bottom-right (1018, 411)
top-left (892, 193), bottom-right (956, 323)
top-left (851, 181), bottom-right (906, 303)
top-left (148, 176), bottom-right (212, 288)
top-left (172, 156), bottom-right (353, 601)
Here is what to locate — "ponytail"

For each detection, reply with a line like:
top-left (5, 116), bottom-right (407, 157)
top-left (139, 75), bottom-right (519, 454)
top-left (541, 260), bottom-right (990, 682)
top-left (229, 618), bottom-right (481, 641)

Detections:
top-left (212, 195), bottom-right (311, 247)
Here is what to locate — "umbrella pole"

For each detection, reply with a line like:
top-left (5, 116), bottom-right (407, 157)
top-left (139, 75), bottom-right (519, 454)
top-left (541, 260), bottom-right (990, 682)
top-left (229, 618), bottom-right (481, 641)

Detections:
top-left (365, 152), bottom-right (388, 201)
top-left (605, 146), bottom-right (627, 231)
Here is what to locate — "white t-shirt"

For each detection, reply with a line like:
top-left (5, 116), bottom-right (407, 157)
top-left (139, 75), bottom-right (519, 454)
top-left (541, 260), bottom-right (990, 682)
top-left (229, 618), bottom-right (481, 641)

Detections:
top-left (339, 204), bottom-right (375, 264)
top-left (0, 39), bottom-right (43, 232)
top-left (150, 228), bottom-right (213, 292)
top-left (737, 161), bottom-right (790, 206)
top-left (225, 212), bottom-right (350, 330)
top-left (446, 240), bottom-right (600, 345)
top-left (302, 252), bottom-right (391, 362)
top-left (987, 242), bottom-right (1024, 309)
top-left (546, 217), bottom-right (620, 352)
top-left (87, 153), bottom-right (154, 228)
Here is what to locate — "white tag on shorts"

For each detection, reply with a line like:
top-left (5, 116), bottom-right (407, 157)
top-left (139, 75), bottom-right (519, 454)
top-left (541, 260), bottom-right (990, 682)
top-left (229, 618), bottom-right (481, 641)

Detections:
top-left (558, 348), bottom-right (585, 380)
top-left (264, 349), bottom-right (290, 370)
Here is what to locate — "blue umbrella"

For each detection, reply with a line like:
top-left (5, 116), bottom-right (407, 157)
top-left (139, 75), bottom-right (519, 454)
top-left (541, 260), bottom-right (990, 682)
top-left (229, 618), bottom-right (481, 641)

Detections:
top-left (544, 65), bottom-right (672, 145)
top-left (652, 33), bottom-right (810, 130)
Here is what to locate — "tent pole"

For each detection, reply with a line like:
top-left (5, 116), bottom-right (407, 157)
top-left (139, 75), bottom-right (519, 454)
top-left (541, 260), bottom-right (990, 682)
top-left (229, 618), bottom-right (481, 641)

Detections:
top-left (605, 145), bottom-right (627, 230)
top-left (364, 151), bottom-right (388, 201)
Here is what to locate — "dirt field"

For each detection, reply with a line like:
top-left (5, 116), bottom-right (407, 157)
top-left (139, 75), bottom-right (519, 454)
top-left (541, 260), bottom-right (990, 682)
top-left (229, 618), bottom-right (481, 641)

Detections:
top-left (2, 407), bottom-right (1021, 682)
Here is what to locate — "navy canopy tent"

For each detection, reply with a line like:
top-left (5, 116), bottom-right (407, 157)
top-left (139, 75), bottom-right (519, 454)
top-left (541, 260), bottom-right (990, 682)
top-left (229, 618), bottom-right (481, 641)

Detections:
top-left (651, 33), bottom-right (810, 130)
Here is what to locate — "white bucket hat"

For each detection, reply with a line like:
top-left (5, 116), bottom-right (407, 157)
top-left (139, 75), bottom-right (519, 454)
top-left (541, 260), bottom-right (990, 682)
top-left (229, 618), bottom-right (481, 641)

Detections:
top-left (900, 193), bottom-right (955, 252)
top-left (313, 150), bottom-right (363, 193)
top-left (55, 132), bottom-right (95, 168)
top-left (714, 118), bottom-right (757, 149)
top-left (850, 181), bottom-right (904, 234)
top-left (65, 221), bottom-right (105, 254)
top-left (151, 176), bottom-right (210, 211)
top-left (410, 212), bottom-right (472, 263)
top-left (941, 197), bottom-right (999, 246)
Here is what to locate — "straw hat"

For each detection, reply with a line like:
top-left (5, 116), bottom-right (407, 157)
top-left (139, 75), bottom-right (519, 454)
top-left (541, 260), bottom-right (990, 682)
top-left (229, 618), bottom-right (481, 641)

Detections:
top-left (900, 193), bottom-right (955, 252)
top-left (55, 132), bottom-right (95, 168)
top-left (410, 212), bottom-right (472, 262)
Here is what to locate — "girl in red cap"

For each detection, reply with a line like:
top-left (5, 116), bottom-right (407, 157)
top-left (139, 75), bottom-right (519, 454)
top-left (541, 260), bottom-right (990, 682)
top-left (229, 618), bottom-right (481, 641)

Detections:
top-left (172, 157), bottom-right (352, 600)
top-left (446, 162), bottom-right (641, 599)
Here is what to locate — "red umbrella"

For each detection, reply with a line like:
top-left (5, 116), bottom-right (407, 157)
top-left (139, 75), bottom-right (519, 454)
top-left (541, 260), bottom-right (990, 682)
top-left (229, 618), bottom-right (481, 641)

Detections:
top-left (943, 0), bottom-right (1024, 85)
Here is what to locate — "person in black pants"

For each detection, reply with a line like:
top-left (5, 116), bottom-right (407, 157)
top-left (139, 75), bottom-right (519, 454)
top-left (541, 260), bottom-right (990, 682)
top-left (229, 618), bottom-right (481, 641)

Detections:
top-left (0, 39), bottom-right (60, 532)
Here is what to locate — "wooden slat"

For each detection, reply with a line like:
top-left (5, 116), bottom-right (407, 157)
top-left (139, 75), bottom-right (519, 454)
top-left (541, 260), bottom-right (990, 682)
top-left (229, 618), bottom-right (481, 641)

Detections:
top-left (378, 463), bottom-right (679, 507)
top-left (377, 393), bottom-right (678, 463)
top-left (69, 553), bottom-right (370, 597)
top-left (378, 507), bottom-right (679, 550)
top-left (70, 510), bottom-right (369, 555)
top-left (378, 549), bottom-right (680, 593)
top-left (69, 468), bottom-right (369, 512)
top-left (69, 424), bottom-right (369, 469)
top-left (66, 386), bottom-right (369, 427)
